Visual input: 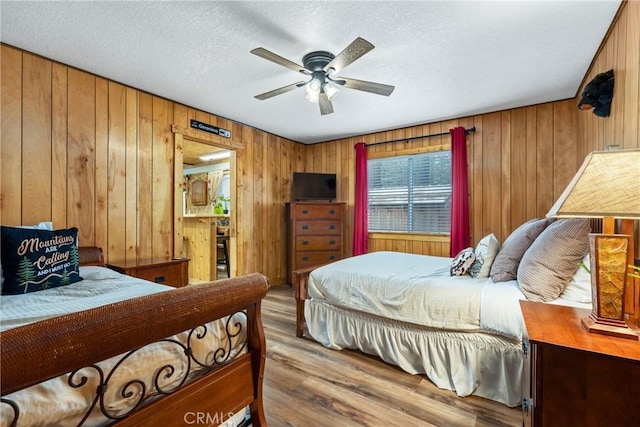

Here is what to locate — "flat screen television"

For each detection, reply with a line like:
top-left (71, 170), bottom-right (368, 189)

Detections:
top-left (292, 172), bottom-right (337, 201)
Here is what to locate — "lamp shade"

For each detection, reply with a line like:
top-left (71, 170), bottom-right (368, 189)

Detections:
top-left (547, 149), bottom-right (640, 219)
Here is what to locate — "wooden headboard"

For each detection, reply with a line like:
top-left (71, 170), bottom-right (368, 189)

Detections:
top-left (78, 246), bottom-right (105, 267)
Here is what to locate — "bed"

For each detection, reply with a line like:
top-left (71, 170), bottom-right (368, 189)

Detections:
top-left (294, 218), bottom-right (594, 408)
top-left (0, 245), bottom-right (270, 427)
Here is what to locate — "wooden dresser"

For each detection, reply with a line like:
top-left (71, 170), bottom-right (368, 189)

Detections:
top-left (520, 301), bottom-right (640, 427)
top-left (286, 202), bottom-right (345, 285)
top-left (107, 258), bottom-right (190, 288)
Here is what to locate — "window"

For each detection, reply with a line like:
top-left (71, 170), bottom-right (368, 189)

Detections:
top-left (219, 173), bottom-right (231, 201)
top-left (368, 150), bottom-right (451, 233)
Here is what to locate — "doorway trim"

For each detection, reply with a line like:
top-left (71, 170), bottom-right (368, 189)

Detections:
top-left (173, 125), bottom-right (242, 278)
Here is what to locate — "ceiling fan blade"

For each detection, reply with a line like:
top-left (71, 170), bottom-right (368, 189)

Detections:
top-left (337, 77), bottom-right (395, 96)
top-left (254, 81), bottom-right (306, 100)
top-left (323, 37), bottom-right (374, 74)
top-left (318, 91), bottom-right (334, 115)
top-left (250, 47), bottom-right (310, 75)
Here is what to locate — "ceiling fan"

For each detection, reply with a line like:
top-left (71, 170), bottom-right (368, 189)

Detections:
top-left (250, 37), bottom-right (395, 115)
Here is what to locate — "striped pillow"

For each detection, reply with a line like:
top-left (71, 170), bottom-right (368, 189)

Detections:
top-left (517, 219), bottom-right (590, 302)
top-left (490, 218), bottom-right (553, 283)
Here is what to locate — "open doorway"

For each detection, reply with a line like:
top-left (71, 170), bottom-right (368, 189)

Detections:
top-left (177, 138), bottom-right (236, 283)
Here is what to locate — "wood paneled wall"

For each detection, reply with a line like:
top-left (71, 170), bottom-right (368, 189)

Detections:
top-left (1, 44), bottom-right (302, 285)
top-left (307, 100), bottom-right (580, 257)
top-left (577, 0), bottom-right (639, 156)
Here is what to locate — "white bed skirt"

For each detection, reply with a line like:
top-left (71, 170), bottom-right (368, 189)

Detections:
top-left (305, 299), bottom-right (524, 407)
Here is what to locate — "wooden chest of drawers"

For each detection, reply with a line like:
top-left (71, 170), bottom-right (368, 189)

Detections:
top-left (106, 257), bottom-right (190, 288)
top-left (286, 202), bottom-right (345, 285)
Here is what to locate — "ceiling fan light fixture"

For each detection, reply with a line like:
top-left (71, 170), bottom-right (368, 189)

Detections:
top-left (306, 78), bottom-right (339, 103)
top-left (305, 77), bottom-right (322, 103)
top-left (324, 82), bottom-right (339, 101)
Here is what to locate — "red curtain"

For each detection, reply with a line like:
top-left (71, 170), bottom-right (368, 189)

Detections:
top-left (450, 127), bottom-right (470, 257)
top-left (353, 142), bottom-right (368, 256)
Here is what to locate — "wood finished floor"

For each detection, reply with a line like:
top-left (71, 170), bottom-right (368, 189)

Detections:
top-left (261, 285), bottom-right (523, 427)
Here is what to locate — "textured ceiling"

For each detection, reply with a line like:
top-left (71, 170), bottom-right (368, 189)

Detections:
top-left (0, 1), bottom-right (621, 144)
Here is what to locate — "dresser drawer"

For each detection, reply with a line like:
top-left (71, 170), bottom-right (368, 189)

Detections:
top-left (295, 220), bottom-right (341, 235)
top-left (294, 204), bottom-right (342, 220)
top-left (295, 251), bottom-right (341, 267)
top-left (295, 235), bottom-right (341, 251)
top-left (134, 263), bottom-right (186, 287)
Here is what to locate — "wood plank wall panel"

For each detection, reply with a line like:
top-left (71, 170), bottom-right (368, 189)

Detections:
top-left (151, 97), bottom-right (174, 258)
top-left (253, 130), bottom-right (266, 275)
top-left (268, 134), bottom-right (282, 280)
top-left (67, 68), bottom-right (96, 246)
top-left (95, 78), bottom-right (109, 253)
top-left (533, 104), bottom-right (554, 220)
top-left (51, 63), bottom-right (68, 228)
top-left (236, 126), bottom-right (254, 280)
top-left (107, 82), bottom-right (127, 261)
top-left (1, 46), bottom-right (23, 225)
top-left (137, 93), bottom-right (153, 261)
top-left (125, 88), bottom-right (138, 263)
top-left (510, 108), bottom-right (527, 230)
top-left (22, 53), bottom-right (52, 225)
top-left (524, 107), bottom-right (538, 220)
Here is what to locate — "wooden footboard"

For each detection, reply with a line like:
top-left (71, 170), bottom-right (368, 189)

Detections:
top-left (0, 251), bottom-right (270, 427)
top-left (292, 266), bottom-right (317, 338)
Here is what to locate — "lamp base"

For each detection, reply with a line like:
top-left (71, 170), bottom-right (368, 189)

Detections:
top-left (581, 314), bottom-right (639, 340)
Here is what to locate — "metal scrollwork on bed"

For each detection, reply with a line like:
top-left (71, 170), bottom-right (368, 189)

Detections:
top-left (48, 311), bottom-right (246, 425)
top-left (0, 259), bottom-right (269, 427)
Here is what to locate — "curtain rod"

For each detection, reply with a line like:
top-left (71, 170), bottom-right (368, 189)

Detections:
top-left (364, 126), bottom-right (476, 148)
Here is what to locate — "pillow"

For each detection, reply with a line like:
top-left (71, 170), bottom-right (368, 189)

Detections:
top-left (560, 254), bottom-right (592, 303)
top-left (490, 218), bottom-right (553, 283)
top-left (0, 222), bottom-right (54, 286)
top-left (469, 234), bottom-right (500, 279)
top-left (1, 226), bottom-right (83, 295)
top-left (450, 247), bottom-right (476, 276)
top-left (517, 219), bottom-right (590, 302)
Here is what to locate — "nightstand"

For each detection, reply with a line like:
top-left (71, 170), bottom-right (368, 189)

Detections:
top-left (520, 301), bottom-right (640, 427)
top-left (107, 258), bottom-right (189, 288)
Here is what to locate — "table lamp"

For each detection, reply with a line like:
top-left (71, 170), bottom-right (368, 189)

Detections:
top-left (547, 149), bottom-right (640, 340)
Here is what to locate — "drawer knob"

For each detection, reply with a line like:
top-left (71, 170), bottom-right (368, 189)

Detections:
top-left (302, 256), bottom-right (309, 261)
top-left (329, 255), bottom-right (336, 260)
top-left (329, 209), bottom-right (335, 214)
top-left (302, 209), bottom-right (309, 214)
top-left (329, 225), bottom-right (336, 230)
top-left (154, 276), bottom-right (166, 283)
top-left (329, 240), bottom-right (336, 245)
top-left (302, 225), bottom-right (309, 230)
top-left (302, 240), bottom-right (309, 245)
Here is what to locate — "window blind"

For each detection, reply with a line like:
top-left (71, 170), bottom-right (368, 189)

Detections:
top-left (220, 173), bottom-right (231, 200)
top-left (367, 150), bottom-right (452, 233)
